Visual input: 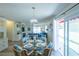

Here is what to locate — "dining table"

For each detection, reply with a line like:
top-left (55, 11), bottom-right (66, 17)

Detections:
top-left (23, 39), bottom-right (47, 56)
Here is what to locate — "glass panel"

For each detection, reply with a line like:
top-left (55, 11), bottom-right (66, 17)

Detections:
top-left (0, 32), bottom-right (4, 39)
top-left (56, 19), bottom-right (64, 56)
top-left (0, 20), bottom-right (5, 27)
top-left (69, 18), bottom-right (79, 56)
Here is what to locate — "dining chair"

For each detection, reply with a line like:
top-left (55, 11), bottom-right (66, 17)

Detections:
top-left (21, 49), bottom-right (35, 56)
top-left (43, 48), bottom-right (53, 56)
top-left (13, 47), bottom-right (21, 56)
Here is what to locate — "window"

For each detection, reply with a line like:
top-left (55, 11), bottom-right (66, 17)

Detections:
top-left (33, 26), bottom-right (41, 33)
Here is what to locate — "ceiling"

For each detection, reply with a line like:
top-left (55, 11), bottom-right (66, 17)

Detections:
top-left (0, 3), bottom-right (75, 23)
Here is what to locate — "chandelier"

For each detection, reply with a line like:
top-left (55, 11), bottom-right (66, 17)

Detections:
top-left (30, 7), bottom-right (38, 23)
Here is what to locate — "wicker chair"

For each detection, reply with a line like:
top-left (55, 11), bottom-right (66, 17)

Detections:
top-left (21, 49), bottom-right (34, 56)
top-left (13, 47), bottom-right (21, 56)
top-left (36, 48), bottom-right (53, 56)
top-left (43, 48), bottom-right (52, 56)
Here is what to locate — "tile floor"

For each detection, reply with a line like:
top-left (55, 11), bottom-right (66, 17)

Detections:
top-left (0, 41), bottom-right (56, 56)
top-left (0, 41), bottom-right (14, 56)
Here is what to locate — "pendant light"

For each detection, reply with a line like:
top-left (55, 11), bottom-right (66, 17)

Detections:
top-left (30, 7), bottom-right (38, 23)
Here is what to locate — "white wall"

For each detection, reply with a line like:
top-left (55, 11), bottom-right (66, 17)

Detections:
top-left (53, 20), bottom-right (58, 51)
top-left (6, 20), bottom-right (15, 41)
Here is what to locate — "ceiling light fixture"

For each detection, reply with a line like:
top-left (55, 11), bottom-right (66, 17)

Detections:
top-left (30, 7), bottom-right (38, 23)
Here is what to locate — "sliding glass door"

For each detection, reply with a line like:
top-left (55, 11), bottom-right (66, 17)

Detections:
top-left (56, 19), bottom-right (64, 56)
top-left (54, 17), bottom-right (79, 56)
top-left (69, 18), bottom-right (79, 56)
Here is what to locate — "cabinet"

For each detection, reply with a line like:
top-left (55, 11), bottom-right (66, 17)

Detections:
top-left (0, 18), bottom-right (8, 51)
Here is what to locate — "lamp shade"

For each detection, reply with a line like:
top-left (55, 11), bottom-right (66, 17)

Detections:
top-left (30, 19), bottom-right (38, 23)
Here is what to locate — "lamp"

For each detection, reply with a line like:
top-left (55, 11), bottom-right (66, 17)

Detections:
top-left (30, 7), bottom-right (38, 23)
top-left (30, 18), bottom-right (38, 23)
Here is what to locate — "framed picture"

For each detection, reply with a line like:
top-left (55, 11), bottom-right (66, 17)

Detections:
top-left (27, 27), bottom-right (31, 31)
top-left (16, 23), bottom-right (21, 35)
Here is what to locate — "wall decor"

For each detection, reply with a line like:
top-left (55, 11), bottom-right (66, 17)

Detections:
top-left (27, 27), bottom-right (31, 31)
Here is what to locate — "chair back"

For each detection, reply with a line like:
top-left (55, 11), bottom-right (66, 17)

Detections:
top-left (43, 48), bottom-right (52, 56)
top-left (13, 48), bottom-right (21, 56)
top-left (21, 50), bottom-right (28, 56)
